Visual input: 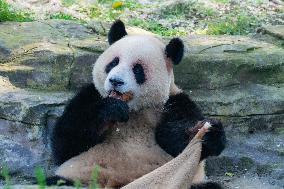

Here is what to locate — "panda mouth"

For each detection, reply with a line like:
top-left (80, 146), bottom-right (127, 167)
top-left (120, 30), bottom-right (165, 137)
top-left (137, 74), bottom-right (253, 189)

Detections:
top-left (108, 90), bottom-right (133, 102)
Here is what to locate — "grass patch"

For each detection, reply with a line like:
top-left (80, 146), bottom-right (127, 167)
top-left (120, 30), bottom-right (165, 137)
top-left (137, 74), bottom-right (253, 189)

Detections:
top-left (128, 18), bottom-right (187, 36)
top-left (111, 0), bottom-right (142, 10)
top-left (82, 0), bottom-right (143, 22)
top-left (225, 172), bottom-right (234, 177)
top-left (98, 0), bottom-right (142, 9)
top-left (214, 0), bottom-right (230, 3)
top-left (61, 0), bottom-right (78, 7)
top-left (0, 165), bottom-right (100, 189)
top-left (89, 166), bottom-right (100, 189)
top-left (206, 11), bottom-right (259, 35)
top-left (34, 167), bottom-right (46, 189)
top-left (84, 4), bottom-right (118, 22)
top-left (74, 179), bottom-right (82, 189)
top-left (0, 166), bottom-right (11, 189)
top-left (256, 0), bottom-right (264, 5)
top-left (0, 0), bottom-right (33, 22)
top-left (160, 1), bottom-right (217, 19)
top-left (49, 12), bottom-right (77, 20)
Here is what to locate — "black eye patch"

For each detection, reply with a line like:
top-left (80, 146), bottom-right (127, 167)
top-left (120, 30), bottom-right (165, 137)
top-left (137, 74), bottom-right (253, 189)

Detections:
top-left (105, 57), bottom-right (119, 73)
top-left (133, 63), bottom-right (145, 85)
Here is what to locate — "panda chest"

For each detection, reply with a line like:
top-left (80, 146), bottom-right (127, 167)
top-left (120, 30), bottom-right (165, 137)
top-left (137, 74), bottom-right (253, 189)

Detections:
top-left (104, 111), bottom-right (172, 166)
top-left (94, 111), bottom-right (173, 185)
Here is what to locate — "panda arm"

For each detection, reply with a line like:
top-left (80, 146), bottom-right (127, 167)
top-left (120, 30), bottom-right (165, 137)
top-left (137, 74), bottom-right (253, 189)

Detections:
top-left (155, 93), bottom-right (204, 157)
top-left (155, 92), bottom-right (226, 160)
top-left (51, 83), bottom-right (129, 165)
top-left (51, 83), bottom-right (106, 165)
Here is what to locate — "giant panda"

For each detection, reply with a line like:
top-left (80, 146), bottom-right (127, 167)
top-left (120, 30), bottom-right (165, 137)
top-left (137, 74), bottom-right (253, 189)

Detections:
top-left (47, 20), bottom-right (226, 189)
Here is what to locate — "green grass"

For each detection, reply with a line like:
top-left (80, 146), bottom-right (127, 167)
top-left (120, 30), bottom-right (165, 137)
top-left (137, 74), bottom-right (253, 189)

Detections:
top-left (201, 7), bottom-right (217, 17)
top-left (49, 12), bottom-right (77, 20)
top-left (74, 179), bottom-right (82, 189)
top-left (83, 0), bottom-right (142, 22)
top-left (98, 0), bottom-right (142, 9)
top-left (0, 0), bottom-right (33, 22)
top-left (214, 0), bottom-right (230, 3)
top-left (61, 0), bottom-right (78, 7)
top-left (34, 167), bottom-right (46, 189)
top-left (160, 1), bottom-right (217, 19)
top-left (0, 166), bottom-right (99, 189)
top-left (0, 166), bottom-right (11, 189)
top-left (256, 0), bottom-right (264, 5)
top-left (89, 166), bottom-right (100, 189)
top-left (128, 18), bottom-right (187, 36)
top-left (206, 11), bottom-right (258, 35)
top-left (225, 172), bottom-right (234, 177)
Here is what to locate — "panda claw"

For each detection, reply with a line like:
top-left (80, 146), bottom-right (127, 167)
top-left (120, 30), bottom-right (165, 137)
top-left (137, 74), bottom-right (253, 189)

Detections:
top-left (200, 119), bottom-right (226, 160)
top-left (99, 97), bottom-right (130, 123)
top-left (203, 122), bottom-right (212, 130)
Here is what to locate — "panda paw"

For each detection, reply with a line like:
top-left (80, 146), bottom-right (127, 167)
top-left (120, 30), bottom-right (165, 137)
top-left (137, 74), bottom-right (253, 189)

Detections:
top-left (200, 119), bottom-right (226, 160)
top-left (99, 97), bottom-right (129, 123)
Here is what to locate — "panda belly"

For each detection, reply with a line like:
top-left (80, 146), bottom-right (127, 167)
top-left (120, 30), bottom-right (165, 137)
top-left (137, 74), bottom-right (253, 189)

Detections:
top-left (55, 110), bottom-right (173, 187)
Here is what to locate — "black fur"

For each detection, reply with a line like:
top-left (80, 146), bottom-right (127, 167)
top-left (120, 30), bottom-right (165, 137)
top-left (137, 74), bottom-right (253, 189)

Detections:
top-left (133, 63), bottom-right (146, 84)
top-left (200, 119), bottom-right (226, 160)
top-left (155, 93), bottom-right (226, 160)
top-left (51, 83), bottom-right (129, 165)
top-left (165, 38), bottom-right (184, 65)
top-left (156, 93), bottom-right (204, 157)
top-left (105, 57), bottom-right (119, 73)
top-left (98, 97), bottom-right (129, 123)
top-left (45, 176), bottom-right (74, 186)
top-left (108, 20), bottom-right (128, 45)
top-left (190, 182), bottom-right (224, 189)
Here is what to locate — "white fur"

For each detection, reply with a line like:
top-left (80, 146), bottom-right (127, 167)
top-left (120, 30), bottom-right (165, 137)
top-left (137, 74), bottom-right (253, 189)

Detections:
top-left (93, 35), bottom-right (174, 111)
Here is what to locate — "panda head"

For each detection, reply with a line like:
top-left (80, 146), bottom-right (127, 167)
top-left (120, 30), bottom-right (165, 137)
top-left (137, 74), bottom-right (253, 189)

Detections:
top-left (93, 20), bottom-right (184, 111)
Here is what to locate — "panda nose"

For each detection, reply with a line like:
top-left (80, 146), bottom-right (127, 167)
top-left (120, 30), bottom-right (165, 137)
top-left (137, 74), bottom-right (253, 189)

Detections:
top-left (109, 78), bottom-right (124, 87)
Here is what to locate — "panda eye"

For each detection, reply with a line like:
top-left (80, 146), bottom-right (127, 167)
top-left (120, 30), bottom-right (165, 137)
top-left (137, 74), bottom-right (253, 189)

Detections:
top-left (133, 63), bottom-right (145, 85)
top-left (105, 57), bottom-right (119, 73)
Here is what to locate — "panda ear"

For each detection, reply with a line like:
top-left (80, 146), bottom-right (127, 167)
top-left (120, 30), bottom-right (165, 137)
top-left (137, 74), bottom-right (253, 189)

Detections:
top-left (108, 20), bottom-right (128, 45)
top-left (165, 38), bottom-right (184, 65)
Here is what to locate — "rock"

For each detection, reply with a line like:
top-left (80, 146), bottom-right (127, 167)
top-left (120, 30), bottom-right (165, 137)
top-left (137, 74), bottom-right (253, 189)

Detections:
top-left (0, 78), bottom-right (72, 177)
top-left (0, 80), bottom-right (72, 124)
top-left (257, 25), bottom-right (284, 40)
top-left (206, 129), bottom-right (284, 185)
top-left (187, 84), bottom-right (284, 132)
top-left (0, 20), bottom-right (107, 90)
top-left (0, 186), bottom-right (77, 189)
top-left (69, 50), bottom-right (100, 90)
top-left (0, 121), bottom-right (45, 177)
top-left (254, 25), bottom-right (284, 47)
top-left (176, 35), bottom-right (284, 90)
top-left (224, 174), bottom-right (283, 189)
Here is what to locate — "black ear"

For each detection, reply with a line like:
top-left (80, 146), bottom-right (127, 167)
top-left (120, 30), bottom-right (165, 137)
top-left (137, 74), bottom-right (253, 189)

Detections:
top-left (165, 38), bottom-right (184, 65)
top-left (108, 20), bottom-right (128, 45)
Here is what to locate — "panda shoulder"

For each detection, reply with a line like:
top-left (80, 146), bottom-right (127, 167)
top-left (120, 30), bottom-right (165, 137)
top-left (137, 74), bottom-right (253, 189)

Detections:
top-left (163, 92), bottom-right (204, 120)
top-left (65, 83), bottom-right (102, 110)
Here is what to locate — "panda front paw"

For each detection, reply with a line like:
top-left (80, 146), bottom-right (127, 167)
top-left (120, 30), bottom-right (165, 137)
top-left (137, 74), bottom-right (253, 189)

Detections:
top-left (99, 97), bottom-right (129, 123)
top-left (200, 119), bottom-right (226, 160)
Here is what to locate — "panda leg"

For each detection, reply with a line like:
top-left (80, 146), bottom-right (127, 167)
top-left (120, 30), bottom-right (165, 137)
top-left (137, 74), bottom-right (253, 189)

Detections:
top-left (54, 150), bottom-right (95, 185)
top-left (190, 182), bottom-right (224, 189)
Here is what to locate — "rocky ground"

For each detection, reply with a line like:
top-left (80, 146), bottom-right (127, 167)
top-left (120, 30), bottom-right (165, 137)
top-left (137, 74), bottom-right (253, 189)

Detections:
top-left (0, 20), bottom-right (283, 189)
